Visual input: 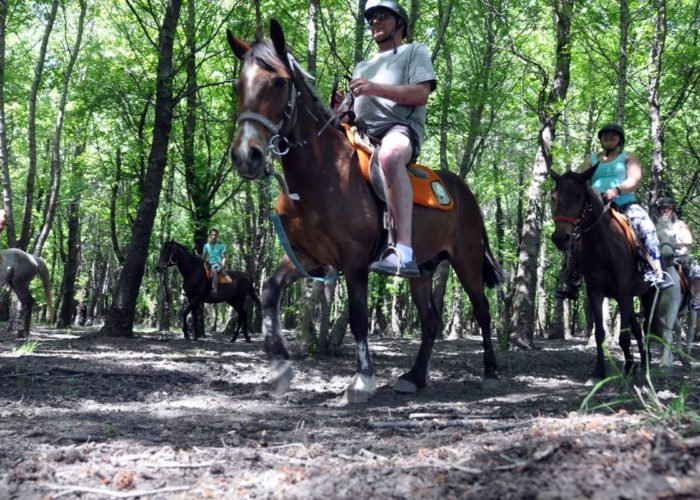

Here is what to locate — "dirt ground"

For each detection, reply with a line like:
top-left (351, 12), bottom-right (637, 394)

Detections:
top-left (1, 324), bottom-right (700, 499)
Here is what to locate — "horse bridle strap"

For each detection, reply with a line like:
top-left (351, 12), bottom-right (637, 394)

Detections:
top-left (554, 201), bottom-right (608, 239)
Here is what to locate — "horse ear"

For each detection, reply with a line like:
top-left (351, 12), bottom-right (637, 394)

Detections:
top-left (269, 18), bottom-right (287, 61)
top-left (227, 28), bottom-right (250, 60)
top-left (549, 169), bottom-right (561, 182)
top-left (580, 162), bottom-right (599, 182)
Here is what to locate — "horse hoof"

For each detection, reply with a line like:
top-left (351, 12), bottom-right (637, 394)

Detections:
top-left (230, 336), bottom-right (238, 343)
top-left (393, 378), bottom-right (418, 394)
top-left (343, 373), bottom-right (377, 403)
top-left (584, 377), bottom-right (600, 387)
top-left (270, 360), bottom-right (293, 396)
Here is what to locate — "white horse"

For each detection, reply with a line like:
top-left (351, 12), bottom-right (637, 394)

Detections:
top-left (0, 248), bottom-right (55, 337)
top-left (653, 218), bottom-right (684, 368)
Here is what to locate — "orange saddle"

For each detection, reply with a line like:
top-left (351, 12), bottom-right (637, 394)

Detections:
top-left (204, 265), bottom-right (234, 285)
top-left (342, 124), bottom-right (454, 211)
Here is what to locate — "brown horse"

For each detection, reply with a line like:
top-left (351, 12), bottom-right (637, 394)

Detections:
top-left (550, 167), bottom-right (651, 380)
top-left (227, 20), bottom-right (504, 401)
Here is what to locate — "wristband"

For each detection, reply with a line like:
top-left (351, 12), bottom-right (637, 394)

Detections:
top-left (615, 186), bottom-right (622, 195)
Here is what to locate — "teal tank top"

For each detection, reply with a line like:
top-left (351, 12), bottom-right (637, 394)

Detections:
top-left (591, 152), bottom-right (635, 205)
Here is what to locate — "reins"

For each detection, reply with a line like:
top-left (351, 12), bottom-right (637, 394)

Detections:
top-left (237, 52), bottom-right (345, 283)
top-left (553, 199), bottom-right (610, 240)
top-left (237, 54), bottom-right (349, 184)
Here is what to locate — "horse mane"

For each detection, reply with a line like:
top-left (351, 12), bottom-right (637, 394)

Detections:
top-left (167, 240), bottom-right (197, 258)
top-left (246, 41), bottom-right (337, 127)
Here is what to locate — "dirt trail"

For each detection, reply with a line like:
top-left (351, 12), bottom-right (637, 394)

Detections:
top-left (1, 327), bottom-right (699, 499)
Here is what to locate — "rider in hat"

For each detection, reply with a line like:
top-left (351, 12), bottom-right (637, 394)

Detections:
top-left (555, 123), bottom-right (673, 299)
top-left (335, 0), bottom-right (437, 278)
top-left (657, 196), bottom-right (700, 310)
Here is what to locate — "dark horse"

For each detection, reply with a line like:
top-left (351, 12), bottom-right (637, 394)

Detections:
top-left (550, 166), bottom-right (652, 380)
top-left (0, 248), bottom-right (55, 337)
top-left (226, 20), bottom-right (504, 401)
top-left (155, 240), bottom-right (261, 342)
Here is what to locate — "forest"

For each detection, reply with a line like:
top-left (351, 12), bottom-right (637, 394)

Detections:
top-left (1, 0), bottom-right (699, 349)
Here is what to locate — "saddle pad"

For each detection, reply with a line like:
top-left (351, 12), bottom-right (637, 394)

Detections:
top-left (342, 123), bottom-right (454, 211)
top-left (204, 265), bottom-right (234, 285)
top-left (609, 207), bottom-right (638, 253)
top-left (609, 207), bottom-right (657, 272)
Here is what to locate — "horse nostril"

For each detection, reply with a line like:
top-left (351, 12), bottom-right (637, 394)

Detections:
top-left (250, 147), bottom-right (264, 170)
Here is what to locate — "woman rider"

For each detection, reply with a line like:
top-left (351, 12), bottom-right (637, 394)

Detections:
top-left (555, 123), bottom-right (673, 299)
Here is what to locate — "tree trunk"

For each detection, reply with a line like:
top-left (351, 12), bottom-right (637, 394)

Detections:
top-left (648, 0), bottom-right (667, 200)
top-left (0, 0), bottom-right (8, 247)
top-left (33, 0), bottom-right (87, 257)
top-left (57, 141), bottom-right (85, 328)
top-left (508, 0), bottom-right (573, 349)
top-left (100, 0), bottom-right (183, 337)
top-left (535, 240), bottom-right (547, 338)
top-left (616, 0), bottom-right (630, 125)
top-left (14, 0), bottom-right (59, 250)
top-left (307, 0), bottom-right (318, 78)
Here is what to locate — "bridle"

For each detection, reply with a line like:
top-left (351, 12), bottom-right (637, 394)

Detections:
top-left (160, 243), bottom-right (178, 268)
top-left (553, 195), bottom-right (609, 240)
top-left (236, 53), bottom-right (348, 175)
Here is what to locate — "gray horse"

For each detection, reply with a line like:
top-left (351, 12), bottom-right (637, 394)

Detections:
top-left (0, 248), bottom-right (55, 337)
top-left (653, 218), bottom-right (684, 368)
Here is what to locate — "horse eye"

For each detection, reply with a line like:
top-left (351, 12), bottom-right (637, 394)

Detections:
top-left (274, 77), bottom-right (287, 88)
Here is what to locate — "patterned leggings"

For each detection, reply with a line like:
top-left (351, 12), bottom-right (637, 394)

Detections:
top-left (624, 203), bottom-right (661, 276)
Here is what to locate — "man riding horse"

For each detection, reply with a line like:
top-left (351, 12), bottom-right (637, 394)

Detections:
top-left (335, 0), bottom-right (437, 278)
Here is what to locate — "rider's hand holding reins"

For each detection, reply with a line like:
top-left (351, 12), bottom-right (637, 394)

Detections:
top-left (602, 187), bottom-right (620, 204)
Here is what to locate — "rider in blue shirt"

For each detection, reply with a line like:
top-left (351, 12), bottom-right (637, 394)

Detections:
top-left (202, 228), bottom-right (227, 297)
top-left (555, 123), bottom-right (673, 299)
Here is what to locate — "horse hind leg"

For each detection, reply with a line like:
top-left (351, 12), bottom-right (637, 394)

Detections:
top-left (11, 285), bottom-right (34, 338)
top-left (451, 257), bottom-right (498, 381)
top-left (618, 300), bottom-right (637, 375)
top-left (230, 304), bottom-right (248, 343)
top-left (393, 274), bottom-right (440, 394)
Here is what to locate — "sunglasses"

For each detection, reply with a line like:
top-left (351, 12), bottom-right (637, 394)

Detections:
top-left (369, 11), bottom-right (393, 23)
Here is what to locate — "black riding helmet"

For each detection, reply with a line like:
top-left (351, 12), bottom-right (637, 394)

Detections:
top-left (598, 123), bottom-right (626, 151)
top-left (657, 196), bottom-right (676, 209)
top-left (364, 0), bottom-right (409, 39)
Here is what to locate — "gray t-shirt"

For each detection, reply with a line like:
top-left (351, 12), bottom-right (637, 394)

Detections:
top-left (353, 43), bottom-right (437, 145)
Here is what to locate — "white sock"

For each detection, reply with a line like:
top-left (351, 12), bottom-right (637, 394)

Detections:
top-left (396, 243), bottom-right (413, 262)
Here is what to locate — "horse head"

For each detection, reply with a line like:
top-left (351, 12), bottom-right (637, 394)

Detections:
top-left (155, 240), bottom-right (181, 272)
top-left (655, 217), bottom-right (677, 268)
top-left (227, 20), bottom-right (298, 180)
top-left (550, 165), bottom-right (598, 251)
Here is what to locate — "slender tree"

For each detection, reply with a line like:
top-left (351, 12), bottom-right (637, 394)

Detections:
top-left (100, 0), bottom-right (183, 337)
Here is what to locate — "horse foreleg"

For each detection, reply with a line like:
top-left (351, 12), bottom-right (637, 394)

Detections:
top-left (589, 293), bottom-right (607, 382)
top-left (343, 270), bottom-right (375, 403)
top-left (262, 260), bottom-right (298, 395)
top-left (688, 310), bottom-right (697, 355)
top-left (193, 303), bottom-right (205, 340)
top-left (618, 300), bottom-right (636, 374)
top-left (181, 300), bottom-right (196, 340)
top-left (394, 275), bottom-right (439, 394)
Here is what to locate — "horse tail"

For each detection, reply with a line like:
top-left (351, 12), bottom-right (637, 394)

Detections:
top-left (481, 230), bottom-right (506, 288)
top-left (36, 256), bottom-right (56, 323)
top-left (249, 282), bottom-right (262, 308)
